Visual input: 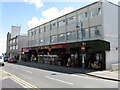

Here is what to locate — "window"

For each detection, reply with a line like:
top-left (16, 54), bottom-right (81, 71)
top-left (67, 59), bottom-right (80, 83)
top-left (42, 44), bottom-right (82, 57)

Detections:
top-left (90, 8), bottom-right (101, 18)
top-left (79, 12), bottom-right (88, 21)
top-left (16, 45), bottom-right (18, 49)
top-left (31, 32), bottom-right (34, 36)
top-left (44, 37), bottom-right (50, 45)
top-left (58, 33), bottom-right (65, 42)
top-left (13, 39), bottom-right (15, 44)
top-left (66, 31), bottom-right (77, 41)
top-left (10, 46), bottom-right (12, 50)
top-left (67, 16), bottom-right (76, 24)
top-left (16, 38), bottom-right (18, 43)
top-left (51, 35), bottom-right (57, 43)
top-left (10, 40), bottom-right (12, 44)
top-left (58, 19), bottom-right (66, 27)
top-left (78, 28), bottom-right (89, 39)
top-left (35, 29), bottom-right (39, 35)
top-left (51, 23), bottom-right (57, 30)
top-left (39, 39), bottom-right (44, 45)
top-left (45, 25), bottom-right (50, 32)
top-left (90, 26), bottom-right (101, 37)
top-left (39, 27), bottom-right (44, 33)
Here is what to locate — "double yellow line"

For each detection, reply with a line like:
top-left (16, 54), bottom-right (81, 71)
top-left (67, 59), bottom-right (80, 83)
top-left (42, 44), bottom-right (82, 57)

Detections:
top-left (0, 69), bottom-right (40, 90)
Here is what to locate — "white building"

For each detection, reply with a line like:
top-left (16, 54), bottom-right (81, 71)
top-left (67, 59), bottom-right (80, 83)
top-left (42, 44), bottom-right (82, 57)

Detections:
top-left (6, 26), bottom-right (28, 58)
top-left (23, 0), bottom-right (119, 70)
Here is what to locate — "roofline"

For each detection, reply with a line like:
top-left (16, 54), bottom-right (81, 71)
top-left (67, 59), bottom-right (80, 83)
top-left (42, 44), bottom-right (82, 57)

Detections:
top-left (28, 0), bottom-right (119, 32)
top-left (28, 1), bottom-right (99, 32)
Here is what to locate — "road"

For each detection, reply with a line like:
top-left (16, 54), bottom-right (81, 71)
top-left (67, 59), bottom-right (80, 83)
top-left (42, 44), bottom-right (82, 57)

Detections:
top-left (1, 62), bottom-right (119, 89)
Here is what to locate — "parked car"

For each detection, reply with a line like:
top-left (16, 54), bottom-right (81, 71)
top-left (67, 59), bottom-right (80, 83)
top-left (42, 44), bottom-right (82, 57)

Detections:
top-left (0, 56), bottom-right (4, 66)
top-left (8, 58), bottom-right (17, 63)
top-left (4, 56), bottom-right (8, 62)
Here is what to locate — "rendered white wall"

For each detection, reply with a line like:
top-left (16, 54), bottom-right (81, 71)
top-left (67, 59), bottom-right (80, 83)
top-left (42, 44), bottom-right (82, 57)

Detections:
top-left (102, 1), bottom-right (118, 69)
top-left (11, 26), bottom-right (20, 38)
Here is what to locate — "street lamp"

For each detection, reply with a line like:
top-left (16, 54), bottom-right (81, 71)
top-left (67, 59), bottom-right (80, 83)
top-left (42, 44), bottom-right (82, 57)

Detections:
top-left (76, 20), bottom-right (85, 73)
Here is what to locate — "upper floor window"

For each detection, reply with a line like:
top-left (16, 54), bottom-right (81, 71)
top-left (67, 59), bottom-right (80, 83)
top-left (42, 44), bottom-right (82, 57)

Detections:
top-left (79, 12), bottom-right (88, 21)
top-left (67, 31), bottom-right (77, 41)
top-left (44, 37), bottom-right (50, 45)
top-left (78, 28), bottom-right (89, 39)
top-left (39, 39), bottom-right (44, 45)
top-left (90, 8), bottom-right (101, 18)
top-left (51, 22), bottom-right (57, 30)
top-left (67, 16), bottom-right (76, 24)
top-left (90, 25), bottom-right (101, 38)
top-left (58, 19), bottom-right (66, 27)
top-left (45, 25), bottom-right (50, 32)
top-left (39, 27), bottom-right (44, 33)
top-left (51, 35), bottom-right (57, 43)
top-left (58, 33), bottom-right (65, 42)
top-left (35, 29), bottom-right (39, 35)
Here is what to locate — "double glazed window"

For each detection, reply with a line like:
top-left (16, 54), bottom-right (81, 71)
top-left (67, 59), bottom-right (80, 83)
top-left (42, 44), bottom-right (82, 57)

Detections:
top-left (90, 26), bottom-right (101, 37)
top-left (45, 25), bottom-right (50, 32)
top-left (51, 35), bottom-right (57, 43)
top-left (67, 16), bottom-right (76, 24)
top-left (51, 23), bottom-right (57, 30)
top-left (90, 8), bottom-right (101, 18)
top-left (39, 27), bottom-right (44, 33)
top-left (79, 12), bottom-right (88, 21)
top-left (58, 33), bottom-right (65, 42)
top-left (67, 31), bottom-right (76, 41)
top-left (58, 19), bottom-right (66, 27)
top-left (39, 39), bottom-right (44, 45)
top-left (44, 37), bottom-right (50, 45)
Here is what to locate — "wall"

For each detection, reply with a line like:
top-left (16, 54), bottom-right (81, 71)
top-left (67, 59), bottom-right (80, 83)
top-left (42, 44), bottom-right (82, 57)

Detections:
top-left (18, 35), bottom-right (28, 53)
top-left (102, 1), bottom-right (118, 69)
top-left (11, 26), bottom-right (20, 38)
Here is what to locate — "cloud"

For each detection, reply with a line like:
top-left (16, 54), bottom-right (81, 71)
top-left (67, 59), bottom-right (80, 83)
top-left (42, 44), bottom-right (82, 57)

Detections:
top-left (24, 0), bottom-right (43, 9)
top-left (27, 7), bottom-right (75, 29)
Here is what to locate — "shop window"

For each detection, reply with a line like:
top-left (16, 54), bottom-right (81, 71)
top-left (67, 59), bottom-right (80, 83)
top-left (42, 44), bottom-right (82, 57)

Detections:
top-left (67, 31), bottom-right (77, 41)
top-left (67, 16), bottom-right (76, 24)
top-left (44, 37), bottom-right (50, 45)
top-left (58, 19), bottom-right (66, 27)
top-left (51, 35), bottom-right (57, 43)
top-left (58, 33), bottom-right (65, 42)
top-left (90, 26), bottom-right (101, 38)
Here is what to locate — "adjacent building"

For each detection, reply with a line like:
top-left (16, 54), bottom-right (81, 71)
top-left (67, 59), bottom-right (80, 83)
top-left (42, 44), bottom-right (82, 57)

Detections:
top-left (22, 0), bottom-right (119, 70)
top-left (6, 26), bottom-right (28, 58)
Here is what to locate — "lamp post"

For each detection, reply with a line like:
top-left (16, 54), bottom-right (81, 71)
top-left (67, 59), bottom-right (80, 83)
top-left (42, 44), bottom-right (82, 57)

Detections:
top-left (76, 20), bottom-right (85, 73)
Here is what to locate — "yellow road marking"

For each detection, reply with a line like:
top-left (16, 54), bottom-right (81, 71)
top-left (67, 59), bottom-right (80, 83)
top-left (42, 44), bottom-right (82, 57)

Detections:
top-left (0, 69), bottom-right (40, 90)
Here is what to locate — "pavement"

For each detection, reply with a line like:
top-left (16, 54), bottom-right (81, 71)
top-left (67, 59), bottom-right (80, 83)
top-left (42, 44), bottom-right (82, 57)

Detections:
top-left (17, 61), bottom-right (119, 82)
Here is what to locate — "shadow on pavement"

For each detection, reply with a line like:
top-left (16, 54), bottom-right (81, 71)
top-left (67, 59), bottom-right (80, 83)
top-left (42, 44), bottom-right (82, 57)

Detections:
top-left (9, 61), bottom-right (95, 74)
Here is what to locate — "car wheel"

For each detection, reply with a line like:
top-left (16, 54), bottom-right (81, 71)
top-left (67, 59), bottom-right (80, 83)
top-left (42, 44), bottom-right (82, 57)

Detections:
top-left (2, 64), bottom-right (4, 66)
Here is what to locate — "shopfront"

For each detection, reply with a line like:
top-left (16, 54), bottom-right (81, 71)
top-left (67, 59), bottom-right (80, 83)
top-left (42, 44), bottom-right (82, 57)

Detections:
top-left (22, 40), bottom-right (110, 70)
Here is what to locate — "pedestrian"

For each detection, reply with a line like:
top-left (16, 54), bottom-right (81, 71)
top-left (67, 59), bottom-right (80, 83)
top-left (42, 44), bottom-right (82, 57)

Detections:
top-left (34, 57), bottom-right (37, 62)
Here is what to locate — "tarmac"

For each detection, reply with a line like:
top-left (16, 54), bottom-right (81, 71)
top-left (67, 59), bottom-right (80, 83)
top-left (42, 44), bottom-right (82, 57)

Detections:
top-left (17, 61), bottom-right (119, 82)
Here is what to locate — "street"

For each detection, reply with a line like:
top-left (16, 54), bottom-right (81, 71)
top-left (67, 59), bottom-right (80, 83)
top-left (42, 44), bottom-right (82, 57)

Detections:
top-left (0, 62), bottom-right (119, 89)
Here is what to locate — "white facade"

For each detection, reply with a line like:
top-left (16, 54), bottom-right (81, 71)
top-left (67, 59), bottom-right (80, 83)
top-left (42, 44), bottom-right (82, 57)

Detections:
top-left (11, 26), bottom-right (20, 38)
top-left (27, 0), bottom-right (119, 69)
top-left (102, 1), bottom-right (119, 69)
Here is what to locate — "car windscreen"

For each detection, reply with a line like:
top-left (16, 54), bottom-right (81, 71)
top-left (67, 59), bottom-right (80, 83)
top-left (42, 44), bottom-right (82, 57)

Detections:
top-left (0, 56), bottom-right (2, 59)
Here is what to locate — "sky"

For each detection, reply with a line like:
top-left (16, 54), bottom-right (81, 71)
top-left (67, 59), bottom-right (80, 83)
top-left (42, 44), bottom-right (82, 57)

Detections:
top-left (0, 0), bottom-right (119, 55)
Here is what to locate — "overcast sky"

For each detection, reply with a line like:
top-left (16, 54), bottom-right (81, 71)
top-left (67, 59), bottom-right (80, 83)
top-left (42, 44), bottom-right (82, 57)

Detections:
top-left (0, 0), bottom-right (119, 55)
